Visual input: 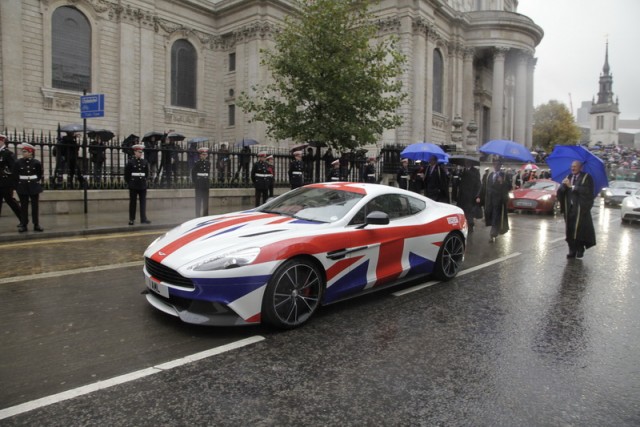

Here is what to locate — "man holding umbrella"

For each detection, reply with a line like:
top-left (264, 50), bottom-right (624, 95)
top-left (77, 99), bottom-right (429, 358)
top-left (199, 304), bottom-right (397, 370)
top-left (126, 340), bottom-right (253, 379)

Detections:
top-left (557, 160), bottom-right (596, 259)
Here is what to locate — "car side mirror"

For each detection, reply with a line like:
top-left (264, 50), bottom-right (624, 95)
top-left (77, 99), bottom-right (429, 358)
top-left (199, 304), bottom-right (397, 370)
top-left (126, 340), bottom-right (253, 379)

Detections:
top-left (356, 210), bottom-right (389, 229)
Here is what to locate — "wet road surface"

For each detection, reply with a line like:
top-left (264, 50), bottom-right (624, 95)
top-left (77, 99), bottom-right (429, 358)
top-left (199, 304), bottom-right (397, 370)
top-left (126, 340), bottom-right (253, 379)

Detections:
top-left (1, 199), bottom-right (639, 425)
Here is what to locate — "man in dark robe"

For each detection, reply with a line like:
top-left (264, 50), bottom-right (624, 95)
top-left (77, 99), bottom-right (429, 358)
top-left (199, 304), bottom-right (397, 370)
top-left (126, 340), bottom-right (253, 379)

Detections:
top-left (479, 157), bottom-right (511, 242)
top-left (557, 160), bottom-right (596, 259)
top-left (457, 159), bottom-right (481, 232)
top-left (423, 155), bottom-right (449, 202)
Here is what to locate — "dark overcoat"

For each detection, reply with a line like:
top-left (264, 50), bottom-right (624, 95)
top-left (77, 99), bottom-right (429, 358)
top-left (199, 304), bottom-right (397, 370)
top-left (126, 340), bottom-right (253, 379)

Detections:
top-left (557, 172), bottom-right (596, 249)
top-left (480, 170), bottom-right (510, 234)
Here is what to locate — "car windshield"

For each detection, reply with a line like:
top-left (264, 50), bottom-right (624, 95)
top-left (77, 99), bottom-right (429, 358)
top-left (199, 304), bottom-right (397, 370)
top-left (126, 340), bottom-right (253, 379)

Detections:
top-left (523, 181), bottom-right (557, 191)
top-left (258, 187), bottom-right (364, 223)
top-left (610, 181), bottom-right (640, 190)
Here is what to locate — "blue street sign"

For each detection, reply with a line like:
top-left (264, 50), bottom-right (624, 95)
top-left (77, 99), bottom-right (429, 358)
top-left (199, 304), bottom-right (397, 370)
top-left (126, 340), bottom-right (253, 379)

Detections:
top-left (80, 94), bottom-right (105, 118)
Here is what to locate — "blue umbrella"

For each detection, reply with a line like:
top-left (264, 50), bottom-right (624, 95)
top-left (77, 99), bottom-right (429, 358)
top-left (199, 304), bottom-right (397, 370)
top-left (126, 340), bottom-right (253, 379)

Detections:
top-left (479, 139), bottom-right (535, 163)
top-left (401, 142), bottom-right (449, 163)
top-left (545, 145), bottom-right (608, 197)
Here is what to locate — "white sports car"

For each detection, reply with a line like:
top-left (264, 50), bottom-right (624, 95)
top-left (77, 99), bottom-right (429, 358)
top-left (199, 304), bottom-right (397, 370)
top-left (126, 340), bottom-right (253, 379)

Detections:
top-left (143, 183), bottom-right (467, 329)
top-left (621, 189), bottom-right (640, 224)
top-left (603, 180), bottom-right (640, 206)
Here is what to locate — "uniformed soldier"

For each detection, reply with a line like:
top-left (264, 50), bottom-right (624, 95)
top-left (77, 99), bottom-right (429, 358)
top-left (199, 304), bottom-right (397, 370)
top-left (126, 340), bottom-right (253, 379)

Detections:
top-left (192, 147), bottom-right (211, 217)
top-left (266, 154), bottom-right (275, 197)
top-left (396, 158), bottom-right (410, 190)
top-left (288, 151), bottom-right (305, 189)
top-left (329, 159), bottom-right (342, 181)
top-left (0, 133), bottom-right (22, 223)
top-left (124, 144), bottom-right (151, 225)
top-left (13, 143), bottom-right (44, 232)
top-left (363, 156), bottom-right (377, 183)
top-left (251, 152), bottom-right (271, 206)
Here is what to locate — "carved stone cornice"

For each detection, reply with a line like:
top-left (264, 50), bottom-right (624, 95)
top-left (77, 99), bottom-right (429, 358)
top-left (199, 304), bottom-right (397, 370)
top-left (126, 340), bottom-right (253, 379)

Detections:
top-left (446, 41), bottom-right (464, 59)
top-left (412, 17), bottom-right (435, 37)
top-left (377, 17), bottom-right (401, 35)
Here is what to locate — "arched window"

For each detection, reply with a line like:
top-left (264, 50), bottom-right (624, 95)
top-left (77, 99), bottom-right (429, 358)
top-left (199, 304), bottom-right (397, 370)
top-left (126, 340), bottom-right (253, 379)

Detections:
top-left (52, 6), bottom-right (91, 91)
top-left (171, 40), bottom-right (197, 108)
top-left (432, 49), bottom-right (444, 113)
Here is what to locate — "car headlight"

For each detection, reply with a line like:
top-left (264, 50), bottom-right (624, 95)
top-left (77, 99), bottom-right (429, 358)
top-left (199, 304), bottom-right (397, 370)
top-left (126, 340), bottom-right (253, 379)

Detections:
top-left (189, 247), bottom-right (261, 271)
top-left (508, 192), bottom-right (514, 199)
top-left (605, 190), bottom-right (613, 197)
top-left (539, 194), bottom-right (551, 201)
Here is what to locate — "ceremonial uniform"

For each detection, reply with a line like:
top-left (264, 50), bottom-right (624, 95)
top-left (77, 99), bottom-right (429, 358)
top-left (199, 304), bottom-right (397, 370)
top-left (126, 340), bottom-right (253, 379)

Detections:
top-left (329, 160), bottom-right (342, 181)
top-left (363, 158), bottom-right (376, 183)
top-left (13, 143), bottom-right (44, 232)
top-left (0, 136), bottom-right (22, 221)
top-left (288, 152), bottom-right (305, 189)
top-left (192, 148), bottom-right (211, 217)
top-left (125, 145), bottom-right (151, 225)
top-left (396, 160), bottom-right (409, 190)
top-left (251, 153), bottom-right (272, 206)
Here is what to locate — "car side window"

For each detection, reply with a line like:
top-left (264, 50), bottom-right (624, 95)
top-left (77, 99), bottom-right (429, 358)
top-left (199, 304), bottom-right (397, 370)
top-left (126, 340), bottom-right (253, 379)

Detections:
top-left (349, 194), bottom-right (424, 225)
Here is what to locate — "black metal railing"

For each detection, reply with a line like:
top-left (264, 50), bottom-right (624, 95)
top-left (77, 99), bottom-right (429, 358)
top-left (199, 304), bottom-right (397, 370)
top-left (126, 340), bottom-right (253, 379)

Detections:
top-left (2, 129), bottom-right (389, 190)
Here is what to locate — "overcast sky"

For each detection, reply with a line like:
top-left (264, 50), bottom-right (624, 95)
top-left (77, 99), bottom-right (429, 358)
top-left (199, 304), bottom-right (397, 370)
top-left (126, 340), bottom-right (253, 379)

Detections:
top-left (518, 0), bottom-right (640, 121)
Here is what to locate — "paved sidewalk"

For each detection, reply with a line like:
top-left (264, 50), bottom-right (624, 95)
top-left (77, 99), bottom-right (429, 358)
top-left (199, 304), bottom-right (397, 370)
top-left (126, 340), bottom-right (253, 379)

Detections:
top-left (0, 204), bottom-right (252, 243)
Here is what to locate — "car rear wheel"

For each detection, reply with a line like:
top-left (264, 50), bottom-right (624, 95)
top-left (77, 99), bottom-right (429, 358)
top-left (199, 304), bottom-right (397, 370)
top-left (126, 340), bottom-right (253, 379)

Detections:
top-left (262, 258), bottom-right (324, 329)
top-left (433, 233), bottom-right (465, 281)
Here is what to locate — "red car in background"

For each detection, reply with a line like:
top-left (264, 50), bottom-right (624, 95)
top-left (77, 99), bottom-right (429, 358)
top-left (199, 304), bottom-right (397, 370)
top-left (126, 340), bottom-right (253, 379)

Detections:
top-left (508, 179), bottom-right (560, 215)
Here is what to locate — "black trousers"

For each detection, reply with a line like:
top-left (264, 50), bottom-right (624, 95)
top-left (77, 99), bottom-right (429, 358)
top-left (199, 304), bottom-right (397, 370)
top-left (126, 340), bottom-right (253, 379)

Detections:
top-left (1, 187), bottom-right (22, 220)
top-left (195, 187), bottom-right (210, 217)
top-left (255, 188), bottom-right (268, 207)
top-left (129, 189), bottom-right (148, 222)
top-left (18, 193), bottom-right (39, 226)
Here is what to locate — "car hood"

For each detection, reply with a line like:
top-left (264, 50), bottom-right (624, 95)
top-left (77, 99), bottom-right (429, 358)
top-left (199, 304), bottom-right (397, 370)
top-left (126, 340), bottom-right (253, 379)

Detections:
top-left (144, 211), bottom-right (330, 269)
top-left (623, 193), bottom-right (640, 206)
top-left (512, 188), bottom-right (553, 199)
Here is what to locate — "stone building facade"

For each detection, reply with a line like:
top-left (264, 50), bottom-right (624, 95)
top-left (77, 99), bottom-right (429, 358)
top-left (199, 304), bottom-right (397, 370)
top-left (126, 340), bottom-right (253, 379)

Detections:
top-left (0, 0), bottom-right (542, 151)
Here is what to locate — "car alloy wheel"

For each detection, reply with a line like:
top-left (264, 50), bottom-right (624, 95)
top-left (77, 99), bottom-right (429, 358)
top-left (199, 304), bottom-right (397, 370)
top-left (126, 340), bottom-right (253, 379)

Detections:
top-left (262, 258), bottom-right (324, 329)
top-left (433, 233), bottom-right (465, 281)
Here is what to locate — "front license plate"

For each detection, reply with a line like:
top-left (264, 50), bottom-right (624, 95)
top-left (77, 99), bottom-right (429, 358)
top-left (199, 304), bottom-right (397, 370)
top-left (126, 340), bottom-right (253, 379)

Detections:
top-left (515, 200), bottom-right (536, 208)
top-left (146, 275), bottom-right (170, 298)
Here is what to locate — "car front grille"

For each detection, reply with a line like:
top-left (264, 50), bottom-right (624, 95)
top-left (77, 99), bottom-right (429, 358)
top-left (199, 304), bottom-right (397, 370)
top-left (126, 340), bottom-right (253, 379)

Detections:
top-left (145, 257), bottom-right (194, 289)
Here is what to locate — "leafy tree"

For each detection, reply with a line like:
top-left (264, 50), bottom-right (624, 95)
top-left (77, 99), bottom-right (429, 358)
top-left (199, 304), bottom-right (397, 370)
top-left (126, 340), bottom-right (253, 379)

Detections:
top-left (532, 100), bottom-right (581, 152)
top-left (238, 0), bottom-right (407, 153)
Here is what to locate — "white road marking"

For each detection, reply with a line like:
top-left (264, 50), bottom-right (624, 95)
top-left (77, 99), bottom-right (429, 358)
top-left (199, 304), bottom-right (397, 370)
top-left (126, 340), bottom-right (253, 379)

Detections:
top-left (0, 261), bottom-right (144, 285)
top-left (0, 336), bottom-right (265, 420)
top-left (392, 252), bottom-right (522, 297)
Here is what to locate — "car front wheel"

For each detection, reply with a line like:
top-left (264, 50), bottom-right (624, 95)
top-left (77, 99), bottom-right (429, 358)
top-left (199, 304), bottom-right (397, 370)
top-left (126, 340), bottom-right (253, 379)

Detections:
top-left (433, 233), bottom-right (465, 281)
top-left (262, 258), bottom-right (324, 329)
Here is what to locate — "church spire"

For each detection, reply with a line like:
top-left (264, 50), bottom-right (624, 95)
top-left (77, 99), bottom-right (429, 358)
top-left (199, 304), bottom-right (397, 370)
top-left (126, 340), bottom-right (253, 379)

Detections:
top-left (595, 42), bottom-right (616, 106)
top-left (602, 41), bottom-right (610, 75)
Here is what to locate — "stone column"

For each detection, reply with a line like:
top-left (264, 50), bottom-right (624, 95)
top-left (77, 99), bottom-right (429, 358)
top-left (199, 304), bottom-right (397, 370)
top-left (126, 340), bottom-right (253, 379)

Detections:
top-left (412, 28), bottom-right (427, 144)
top-left (513, 51), bottom-right (529, 146)
top-left (139, 24), bottom-right (155, 133)
top-left (526, 57), bottom-right (537, 148)
top-left (0, 0), bottom-right (24, 128)
top-left (490, 47), bottom-right (508, 141)
top-left (462, 48), bottom-right (475, 142)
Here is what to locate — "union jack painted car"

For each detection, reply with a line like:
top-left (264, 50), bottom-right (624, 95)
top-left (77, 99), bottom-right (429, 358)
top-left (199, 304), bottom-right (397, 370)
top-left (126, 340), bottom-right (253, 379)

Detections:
top-left (143, 183), bottom-right (467, 329)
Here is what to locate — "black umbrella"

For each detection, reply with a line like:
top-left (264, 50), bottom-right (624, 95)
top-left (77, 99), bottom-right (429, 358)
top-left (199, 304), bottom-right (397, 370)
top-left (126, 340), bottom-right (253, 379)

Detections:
top-left (87, 129), bottom-right (115, 141)
top-left (142, 131), bottom-right (164, 142)
top-left (235, 138), bottom-right (259, 147)
top-left (166, 132), bottom-right (185, 141)
top-left (448, 155), bottom-right (480, 167)
top-left (61, 123), bottom-right (94, 133)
